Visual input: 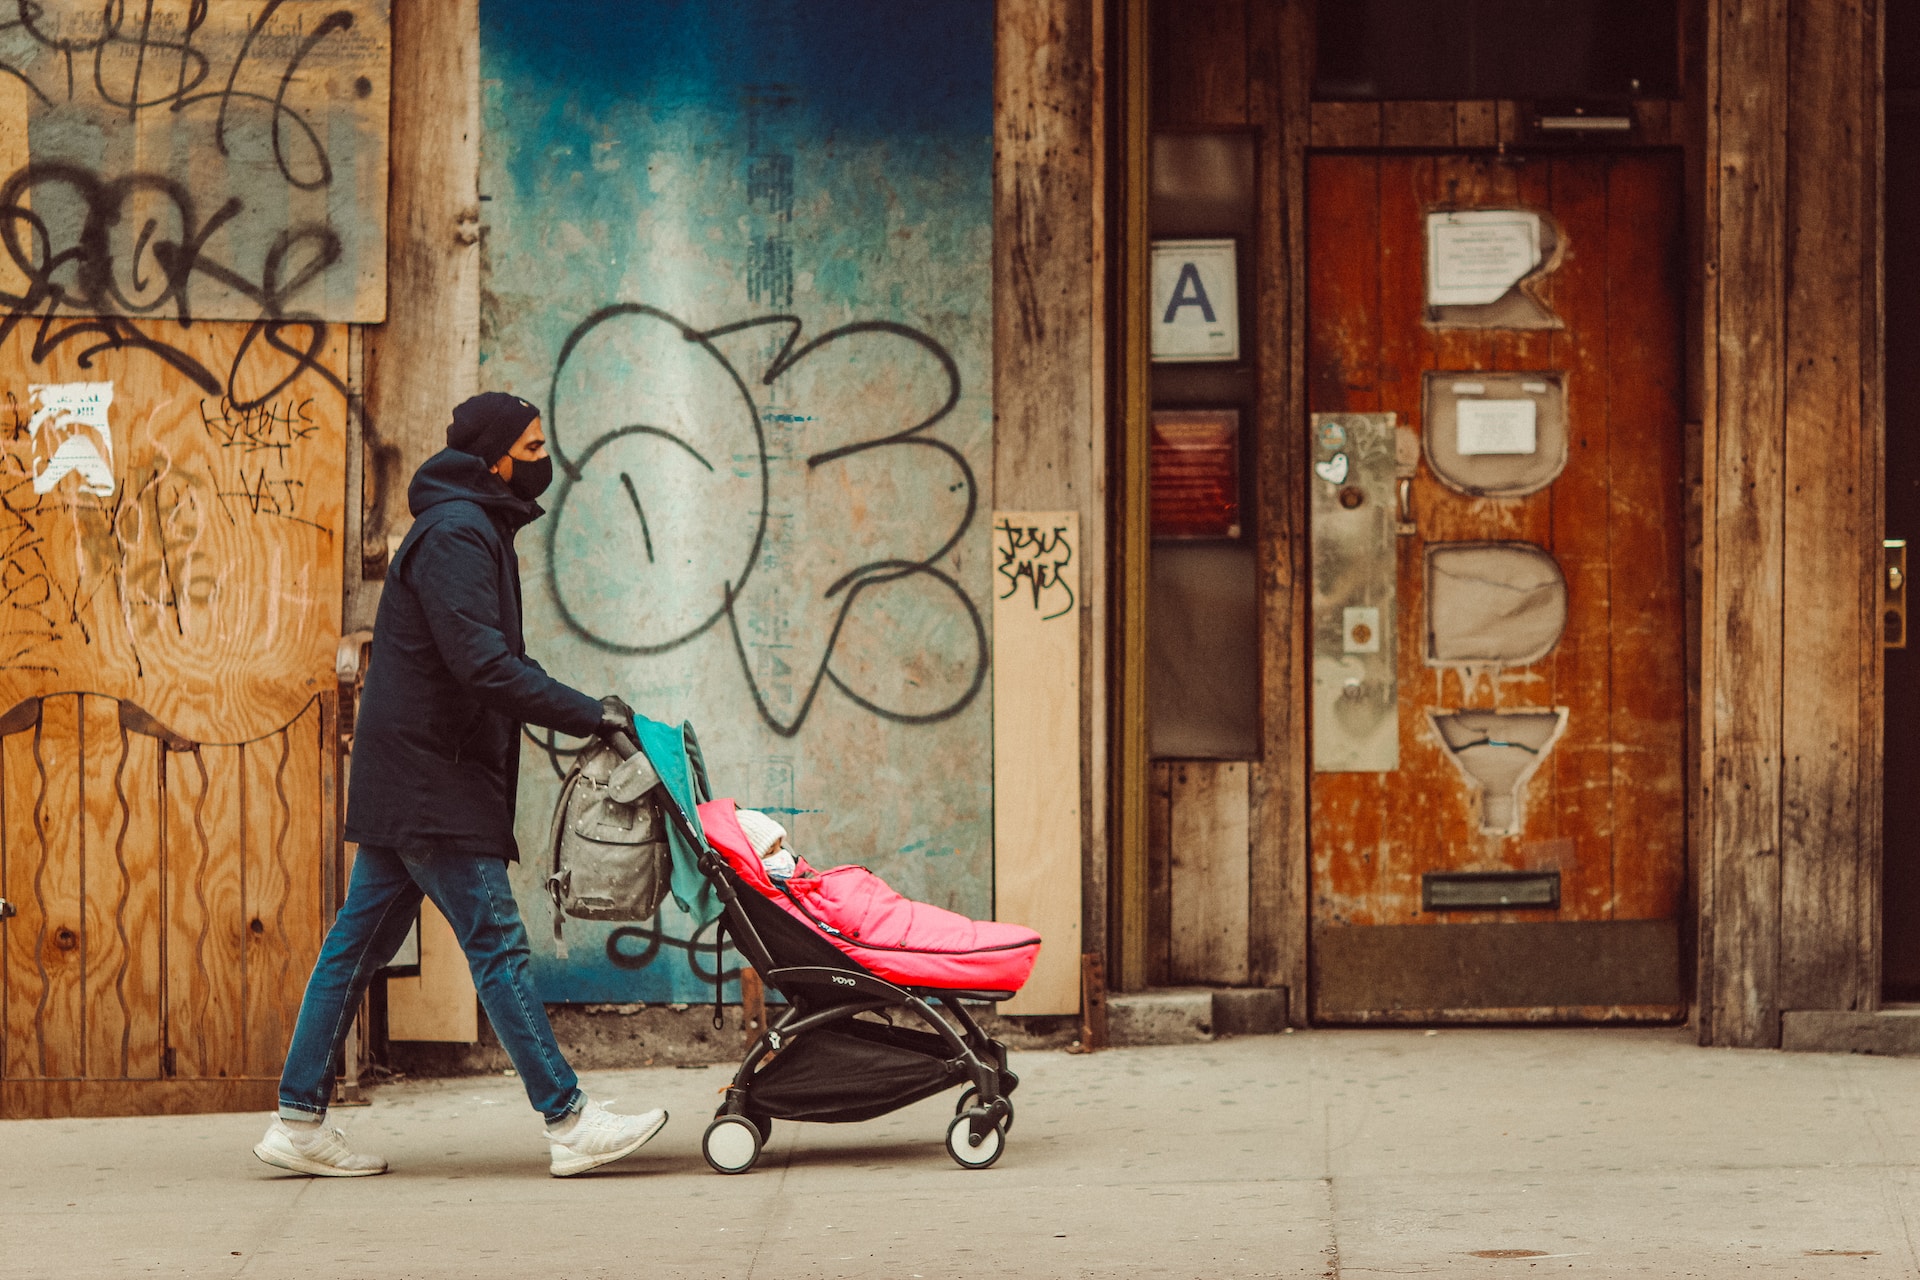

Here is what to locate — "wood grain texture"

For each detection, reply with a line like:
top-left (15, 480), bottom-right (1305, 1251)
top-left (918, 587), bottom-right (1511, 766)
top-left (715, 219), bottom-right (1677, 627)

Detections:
top-left (361, 0), bottom-right (479, 581)
top-left (1150, 0), bottom-right (1247, 126)
top-left (996, 0), bottom-right (1105, 990)
top-left (1778, 0), bottom-right (1869, 1013)
top-left (32, 696), bottom-right (82, 1077)
top-left (1247, 0), bottom-right (1311, 1005)
top-left (1382, 102), bottom-right (1457, 148)
top-left (80, 695), bottom-right (134, 1079)
top-left (384, 899), bottom-right (478, 1043)
top-left (2, 716), bottom-right (42, 1078)
top-left (1, 1078), bottom-right (276, 1119)
top-left (1168, 760), bottom-right (1250, 984)
top-left (1110, 0), bottom-right (1152, 991)
top-left (1706, 0), bottom-right (1789, 1048)
top-left (993, 511), bottom-right (1084, 1015)
top-left (0, 321), bottom-right (345, 744)
top-left (1310, 102), bottom-right (1382, 149)
top-left (1147, 760), bottom-right (1172, 986)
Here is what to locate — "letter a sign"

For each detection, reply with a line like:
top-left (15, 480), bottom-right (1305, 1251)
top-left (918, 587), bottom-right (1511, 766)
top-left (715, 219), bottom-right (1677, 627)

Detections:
top-left (1151, 238), bottom-right (1239, 362)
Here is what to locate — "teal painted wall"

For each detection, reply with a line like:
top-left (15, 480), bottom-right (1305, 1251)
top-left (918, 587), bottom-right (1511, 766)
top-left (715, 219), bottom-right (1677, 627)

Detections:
top-left (480, 0), bottom-right (994, 1000)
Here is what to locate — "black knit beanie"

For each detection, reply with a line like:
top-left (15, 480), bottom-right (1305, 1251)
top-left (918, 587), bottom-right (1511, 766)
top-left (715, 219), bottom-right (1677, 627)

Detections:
top-left (446, 392), bottom-right (540, 464)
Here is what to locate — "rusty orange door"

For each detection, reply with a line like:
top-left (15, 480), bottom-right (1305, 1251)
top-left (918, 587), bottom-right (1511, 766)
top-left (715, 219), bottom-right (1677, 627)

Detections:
top-left (1305, 152), bottom-right (1686, 1022)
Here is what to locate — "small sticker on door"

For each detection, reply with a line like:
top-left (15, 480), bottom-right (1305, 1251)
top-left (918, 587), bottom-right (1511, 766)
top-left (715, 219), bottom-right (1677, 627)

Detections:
top-left (1343, 605), bottom-right (1381, 653)
top-left (27, 381), bottom-right (115, 496)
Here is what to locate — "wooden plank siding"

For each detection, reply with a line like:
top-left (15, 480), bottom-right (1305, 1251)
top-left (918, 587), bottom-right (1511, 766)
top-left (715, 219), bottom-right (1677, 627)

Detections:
top-left (1700, 0), bottom-right (1884, 1046)
top-left (994, 0), bottom-right (1110, 987)
top-left (2, 696), bottom-right (335, 1118)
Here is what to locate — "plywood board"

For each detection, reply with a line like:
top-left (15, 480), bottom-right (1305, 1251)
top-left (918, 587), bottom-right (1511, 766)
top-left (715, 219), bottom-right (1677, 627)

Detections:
top-left (993, 512), bottom-right (1082, 1015)
top-left (1168, 760), bottom-right (1250, 985)
top-left (0, 0), bottom-right (391, 322)
top-left (384, 898), bottom-right (477, 1043)
top-left (0, 317), bottom-right (345, 743)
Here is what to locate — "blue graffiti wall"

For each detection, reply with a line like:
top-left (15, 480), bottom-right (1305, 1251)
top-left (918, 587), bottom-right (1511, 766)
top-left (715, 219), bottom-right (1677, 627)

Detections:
top-left (480, 0), bottom-right (995, 1001)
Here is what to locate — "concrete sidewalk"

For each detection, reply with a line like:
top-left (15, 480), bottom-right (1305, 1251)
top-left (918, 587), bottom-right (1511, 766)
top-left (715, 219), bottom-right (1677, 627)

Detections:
top-left (5, 1026), bottom-right (1920, 1278)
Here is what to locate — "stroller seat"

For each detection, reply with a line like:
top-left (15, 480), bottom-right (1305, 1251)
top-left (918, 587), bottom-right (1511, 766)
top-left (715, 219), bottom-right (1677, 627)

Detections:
top-left (697, 800), bottom-right (1043, 995)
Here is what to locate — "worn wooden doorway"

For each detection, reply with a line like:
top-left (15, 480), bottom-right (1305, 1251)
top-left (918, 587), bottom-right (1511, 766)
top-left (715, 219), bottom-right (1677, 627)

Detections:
top-left (1305, 151), bottom-right (1687, 1022)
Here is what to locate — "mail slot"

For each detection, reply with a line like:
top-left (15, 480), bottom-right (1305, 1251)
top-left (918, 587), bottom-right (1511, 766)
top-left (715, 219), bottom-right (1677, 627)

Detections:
top-left (1422, 870), bottom-right (1561, 912)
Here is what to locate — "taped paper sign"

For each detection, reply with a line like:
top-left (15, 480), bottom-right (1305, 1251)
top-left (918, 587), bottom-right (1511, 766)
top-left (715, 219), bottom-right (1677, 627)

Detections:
top-left (1456, 398), bottom-right (1538, 456)
top-left (1428, 211), bottom-right (1542, 307)
top-left (27, 382), bottom-right (115, 495)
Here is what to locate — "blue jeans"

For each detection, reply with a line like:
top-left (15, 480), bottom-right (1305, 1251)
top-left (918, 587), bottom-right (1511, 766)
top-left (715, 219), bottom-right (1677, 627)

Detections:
top-left (278, 845), bottom-right (584, 1124)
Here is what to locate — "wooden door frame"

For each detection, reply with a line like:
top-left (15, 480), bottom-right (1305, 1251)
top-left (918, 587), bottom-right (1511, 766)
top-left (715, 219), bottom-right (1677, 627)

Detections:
top-left (1107, 0), bottom-right (1888, 1041)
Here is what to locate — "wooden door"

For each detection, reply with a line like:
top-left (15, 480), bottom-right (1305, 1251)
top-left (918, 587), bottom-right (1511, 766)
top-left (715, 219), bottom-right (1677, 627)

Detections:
top-left (1306, 152), bottom-right (1686, 1022)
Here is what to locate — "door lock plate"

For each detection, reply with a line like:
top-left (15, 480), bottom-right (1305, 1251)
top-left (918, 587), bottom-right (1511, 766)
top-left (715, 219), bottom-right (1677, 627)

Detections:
top-left (1887, 540), bottom-right (1907, 649)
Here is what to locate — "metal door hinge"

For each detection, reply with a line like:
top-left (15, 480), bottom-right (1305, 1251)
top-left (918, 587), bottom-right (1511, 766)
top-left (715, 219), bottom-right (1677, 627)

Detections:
top-left (1887, 540), bottom-right (1908, 649)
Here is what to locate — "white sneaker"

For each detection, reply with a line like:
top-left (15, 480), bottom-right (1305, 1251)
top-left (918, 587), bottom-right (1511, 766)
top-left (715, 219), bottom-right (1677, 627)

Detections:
top-left (547, 1099), bottom-right (668, 1177)
top-left (253, 1117), bottom-right (388, 1177)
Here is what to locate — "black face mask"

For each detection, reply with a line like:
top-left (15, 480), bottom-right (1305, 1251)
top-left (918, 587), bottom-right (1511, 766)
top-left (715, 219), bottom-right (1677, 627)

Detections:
top-left (504, 455), bottom-right (553, 501)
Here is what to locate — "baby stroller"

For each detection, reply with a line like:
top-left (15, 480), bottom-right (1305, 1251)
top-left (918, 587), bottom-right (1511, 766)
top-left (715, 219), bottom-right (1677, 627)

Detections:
top-left (598, 719), bottom-right (1040, 1172)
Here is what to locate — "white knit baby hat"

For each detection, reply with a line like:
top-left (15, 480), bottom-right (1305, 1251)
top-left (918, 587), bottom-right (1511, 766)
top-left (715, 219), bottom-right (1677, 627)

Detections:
top-left (734, 807), bottom-right (787, 860)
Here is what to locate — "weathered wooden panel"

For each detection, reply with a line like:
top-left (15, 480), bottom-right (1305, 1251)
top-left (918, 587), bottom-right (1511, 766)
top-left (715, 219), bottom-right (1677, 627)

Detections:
top-left (1, 694), bottom-right (333, 1114)
top-left (1150, 0), bottom-right (1246, 126)
top-left (1315, 919), bottom-right (1684, 1019)
top-left (1309, 102), bottom-right (1382, 149)
top-left (995, 512), bottom-right (1083, 1016)
top-left (1168, 760), bottom-right (1249, 985)
top-left (1248, 0), bottom-right (1312, 1007)
top-left (33, 696), bottom-right (83, 1077)
top-left (1147, 760), bottom-right (1172, 986)
top-left (0, 320), bottom-right (345, 743)
top-left (0, 0), bottom-right (390, 322)
top-left (1705, 0), bottom-right (1789, 1048)
top-left (1606, 158), bottom-right (1690, 924)
top-left (79, 695), bottom-right (133, 1078)
top-left (1381, 101), bottom-right (1456, 148)
top-left (385, 899), bottom-right (478, 1043)
top-left (1778, 0), bottom-right (1869, 1013)
top-left (997, 0), bottom-right (1104, 982)
top-left (360, 0), bottom-right (477, 588)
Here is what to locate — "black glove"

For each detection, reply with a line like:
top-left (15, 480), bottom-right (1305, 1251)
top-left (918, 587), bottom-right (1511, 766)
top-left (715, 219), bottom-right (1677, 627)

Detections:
top-left (596, 695), bottom-right (637, 743)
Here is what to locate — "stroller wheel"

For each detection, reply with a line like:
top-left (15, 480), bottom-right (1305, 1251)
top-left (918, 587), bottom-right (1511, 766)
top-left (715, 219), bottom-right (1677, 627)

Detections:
top-left (953, 1087), bottom-right (1014, 1135)
top-left (714, 1104), bottom-right (775, 1147)
top-left (944, 1111), bottom-right (1006, 1170)
top-left (702, 1115), bottom-right (762, 1174)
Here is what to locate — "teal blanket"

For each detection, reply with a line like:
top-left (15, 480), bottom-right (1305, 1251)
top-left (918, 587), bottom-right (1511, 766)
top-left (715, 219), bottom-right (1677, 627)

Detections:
top-left (630, 714), bottom-right (721, 924)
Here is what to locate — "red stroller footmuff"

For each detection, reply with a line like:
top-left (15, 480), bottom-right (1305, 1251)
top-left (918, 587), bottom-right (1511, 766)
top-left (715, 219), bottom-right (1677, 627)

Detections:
top-left (697, 799), bottom-right (1043, 993)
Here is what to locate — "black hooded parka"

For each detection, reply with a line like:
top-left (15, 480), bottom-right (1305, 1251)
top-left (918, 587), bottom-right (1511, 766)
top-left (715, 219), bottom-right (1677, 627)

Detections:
top-left (344, 448), bottom-right (602, 859)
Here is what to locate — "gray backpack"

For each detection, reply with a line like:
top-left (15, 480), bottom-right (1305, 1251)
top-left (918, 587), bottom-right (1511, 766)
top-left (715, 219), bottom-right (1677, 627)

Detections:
top-left (546, 741), bottom-right (671, 959)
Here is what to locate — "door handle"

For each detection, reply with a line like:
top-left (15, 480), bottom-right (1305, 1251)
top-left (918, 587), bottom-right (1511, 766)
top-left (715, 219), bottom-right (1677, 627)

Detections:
top-left (1396, 477), bottom-right (1417, 534)
top-left (0, 897), bottom-right (14, 920)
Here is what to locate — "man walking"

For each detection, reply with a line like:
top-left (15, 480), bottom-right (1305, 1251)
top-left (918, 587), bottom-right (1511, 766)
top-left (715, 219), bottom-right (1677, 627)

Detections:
top-left (254, 392), bottom-right (665, 1178)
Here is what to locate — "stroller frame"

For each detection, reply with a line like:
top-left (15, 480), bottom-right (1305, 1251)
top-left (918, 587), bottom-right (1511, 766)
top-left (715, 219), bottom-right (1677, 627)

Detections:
top-left (636, 731), bottom-right (1021, 1173)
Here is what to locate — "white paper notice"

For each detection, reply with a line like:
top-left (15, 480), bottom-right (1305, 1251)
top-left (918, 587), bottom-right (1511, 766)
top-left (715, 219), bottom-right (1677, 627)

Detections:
top-left (1428, 211), bottom-right (1542, 307)
top-left (27, 381), bottom-right (116, 496)
top-left (1456, 398), bottom-right (1538, 456)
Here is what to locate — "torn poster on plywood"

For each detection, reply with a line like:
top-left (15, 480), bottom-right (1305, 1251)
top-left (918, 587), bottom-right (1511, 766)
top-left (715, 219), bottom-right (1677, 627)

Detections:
top-left (27, 382), bottom-right (114, 496)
